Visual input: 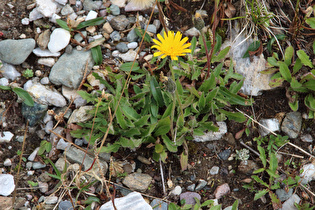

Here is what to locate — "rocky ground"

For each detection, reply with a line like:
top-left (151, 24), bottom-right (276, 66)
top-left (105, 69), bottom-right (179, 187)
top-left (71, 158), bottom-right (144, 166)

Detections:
top-left (0, 0), bottom-right (315, 210)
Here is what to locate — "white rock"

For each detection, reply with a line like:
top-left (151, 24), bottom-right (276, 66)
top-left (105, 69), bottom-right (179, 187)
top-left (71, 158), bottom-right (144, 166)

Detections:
top-left (68, 12), bottom-right (78, 20)
top-left (0, 174), bottom-right (15, 196)
top-left (38, 58), bottom-right (55, 67)
top-left (27, 171), bottom-right (35, 176)
top-left (38, 182), bottom-right (49, 193)
top-left (45, 196), bottom-right (58, 204)
top-left (56, 139), bottom-right (71, 150)
top-left (22, 18), bottom-right (30, 25)
top-left (127, 42), bottom-right (138, 49)
top-left (55, 0), bottom-right (67, 5)
top-left (301, 134), bottom-right (313, 143)
top-left (144, 54), bottom-right (153, 61)
top-left (280, 194), bottom-right (301, 210)
top-left (4, 158), bottom-right (12, 166)
top-left (62, 86), bottom-right (81, 101)
top-left (40, 77), bottom-right (50, 85)
top-left (258, 118), bottom-right (280, 136)
top-left (29, 8), bottom-right (44, 21)
top-left (1, 63), bottom-right (21, 80)
top-left (85, 10), bottom-right (98, 21)
top-left (119, 50), bottom-right (139, 62)
top-left (194, 122), bottom-right (227, 142)
top-left (0, 78), bottom-right (9, 86)
top-left (0, 131), bottom-right (14, 143)
top-left (112, 50), bottom-right (120, 57)
top-left (184, 27), bottom-right (201, 37)
top-left (26, 83), bottom-right (67, 107)
top-left (33, 48), bottom-right (60, 57)
top-left (50, 13), bottom-right (61, 23)
top-left (209, 166), bottom-right (220, 175)
top-left (100, 192), bottom-right (152, 210)
top-left (36, 0), bottom-right (57, 17)
top-left (68, 106), bottom-right (94, 124)
top-left (110, 0), bottom-right (126, 7)
top-left (48, 28), bottom-right (71, 53)
top-left (170, 186), bottom-right (182, 196)
top-left (19, 34), bottom-right (27, 39)
top-left (28, 147), bottom-right (40, 161)
top-left (300, 163), bottom-right (315, 184)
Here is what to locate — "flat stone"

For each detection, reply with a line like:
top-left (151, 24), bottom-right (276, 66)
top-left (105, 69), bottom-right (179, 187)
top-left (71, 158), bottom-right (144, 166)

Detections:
top-left (109, 15), bottom-right (130, 31)
top-left (276, 188), bottom-right (293, 202)
top-left (49, 49), bottom-right (94, 89)
top-left (45, 196), bottom-right (58, 204)
top-left (33, 162), bottom-right (46, 169)
top-left (22, 102), bottom-right (48, 126)
top-left (0, 39), bottom-right (35, 65)
top-left (170, 186), bottom-right (182, 195)
top-left (259, 118), bottom-right (280, 136)
top-left (127, 28), bottom-right (138, 42)
top-left (187, 184), bottom-right (195, 191)
top-left (0, 131), bottom-right (14, 143)
top-left (28, 147), bottom-right (40, 161)
top-left (280, 194), bottom-right (301, 210)
top-left (209, 166), bottom-right (220, 175)
top-left (110, 4), bottom-right (120, 16)
top-left (218, 149), bottom-right (231, 160)
top-left (61, 4), bottom-right (74, 16)
top-left (238, 160), bottom-right (258, 175)
top-left (193, 122), bottom-right (227, 142)
top-left (281, 112), bottom-right (302, 138)
top-left (1, 63), bottom-right (21, 80)
top-left (48, 28), bottom-right (71, 53)
top-left (0, 174), bottom-right (15, 196)
top-left (68, 106), bottom-right (94, 124)
top-left (110, 31), bottom-right (121, 42)
top-left (36, 0), bottom-right (57, 17)
top-left (37, 29), bottom-right (50, 49)
top-left (103, 22), bottom-right (114, 34)
top-left (26, 83), bottom-right (67, 107)
top-left (301, 134), bottom-right (313, 143)
top-left (59, 201), bottom-right (74, 210)
top-left (300, 163), bottom-right (315, 184)
top-left (116, 42), bottom-right (128, 53)
top-left (83, 0), bottom-right (102, 10)
top-left (85, 10), bottom-right (98, 21)
top-left (150, 198), bottom-right (168, 210)
top-left (195, 179), bottom-right (207, 191)
top-left (123, 173), bottom-right (152, 192)
top-left (100, 192), bottom-right (152, 210)
top-left (33, 48), bottom-right (60, 57)
top-left (38, 58), bottom-right (55, 67)
top-left (180, 192), bottom-right (201, 206)
top-left (110, 0), bottom-right (126, 7)
top-left (214, 183), bottom-right (230, 199)
top-left (119, 49), bottom-right (139, 62)
top-left (65, 146), bottom-right (108, 172)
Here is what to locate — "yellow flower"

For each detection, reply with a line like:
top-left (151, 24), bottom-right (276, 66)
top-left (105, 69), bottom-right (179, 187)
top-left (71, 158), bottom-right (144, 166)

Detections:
top-left (151, 31), bottom-right (191, 60)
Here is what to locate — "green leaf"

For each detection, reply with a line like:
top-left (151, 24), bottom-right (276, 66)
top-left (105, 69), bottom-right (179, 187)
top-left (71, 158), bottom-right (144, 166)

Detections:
top-left (116, 107), bottom-right (128, 129)
top-left (231, 199), bottom-right (239, 210)
top-left (210, 205), bottom-right (222, 210)
top-left (84, 196), bottom-right (100, 204)
top-left (12, 87), bottom-right (34, 106)
top-left (305, 94), bottom-right (315, 111)
top-left (254, 189), bottom-right (269, 201)
top-left (266, 169), bottom-right (280, 178)
top-left (289, 95), bottom-right (299, 111)
top-left (91, 45), bottom-right (102, 65)
top-left (243, 41), bottom-right (260, 58)
top-left (297, 50), bottom-right (313, 68)
top-left (212, 46), bottom-right (230, 62)
top-left (267, 57), bottom-right (279, 67)
top-left (76, 17), bottom-right (106, 29)
top-left (180, 151), bottom-right (188, 171)
top-left (190, 36), bottom-right (197, 55)
top-left (134, 27), bottom-right (151, 42)
top-left (27, 180), bottom-right (38, 187)
top-left (290, 77), bottom-right (302, 89)
top-left (150, 77), bottom-right (164, 107)
top-left (0, 85), bottom-right (11, 90)
top-left (278, 61), bottom-right (292, 82)
top-left (269, 191), bottom-right (281, 209)
top-left (199, 73), bottom-right (216, 92)
top-left (257, 145), bottom-right (267, 168)
top-left (218, 87), bottom-right (252, 106)
top-left (293, 58), bottom-right (302, 74)
top-left (306, 17), bottom-right (315, 29)
top-left (304, 80), bottom-right (315, 91)
top-left (134, 115), bottom-right (150, 127)
top-left (218, 109), bottom-right (246, 122)
top-left (154, 117), bottom-right (171, 136)
top-left (253, 168), bottom-right (265, 174)
top-left (162, 135), bottom-right (178, 152)
top-left (313, 40), bottom-right (315, 54)
top-left (56, 19), bottom-right (71, 31)
top-left (284, 45), bottom-right (294, 66)
top-left (121, 105), bottom-right (140, 120)
top-left (120, 62), bottom-right (140, 72)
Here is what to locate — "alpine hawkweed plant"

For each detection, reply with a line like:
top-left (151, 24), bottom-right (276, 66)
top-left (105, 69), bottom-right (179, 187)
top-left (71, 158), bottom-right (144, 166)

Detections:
top-left (151, 31), bottom-right (191, 60)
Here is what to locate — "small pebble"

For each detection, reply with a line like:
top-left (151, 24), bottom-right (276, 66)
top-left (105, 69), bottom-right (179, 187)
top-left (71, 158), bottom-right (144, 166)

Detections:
top-left (4, 158), bottom-right (12, 166)
top-left (209, 166), bottom-right (219, 175)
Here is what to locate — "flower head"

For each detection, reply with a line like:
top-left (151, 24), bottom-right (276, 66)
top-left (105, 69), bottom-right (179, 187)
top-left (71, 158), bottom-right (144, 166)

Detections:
top-left (151, 31), bottom-right (191, 60)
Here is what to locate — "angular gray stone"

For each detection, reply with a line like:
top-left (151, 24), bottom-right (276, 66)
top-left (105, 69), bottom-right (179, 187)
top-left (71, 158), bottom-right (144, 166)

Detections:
top-left (259, 118), bottom-right (280, 136)
top-left (65, 146), bottom-right (108, 172)
top-left (116, 42), bottom-right (128, 53)
top-left (109, 15), bottom-right (130, 31)
top-left (58, 201), bottom-right (74, 210)
top-left (110, 4), bottom-right (120, 15)
top-left (127, 28), bottom-right (138, 42)
top-left (180, 192), bottom-right (201, 206)
top-left (150, 198), bottom-right (168, 210)
top-left (22, 102), bottom-right (48, 126)
top-left (195, 179), bottom-right (207, 191)
top-left (280, 194), bottom-right (301, 210)
top-left (281, 112), bottom-right (302, 139)
top-left (83, 0), bottom-right (102, 10)
top-left (49, 49), bottom-right (94, 89)
top-left (193, 122), bottom-right (227, 142)
top-left (276, 188), bottom-right (293, 202)
top-left (122, 173), bottom-right (152, 192)
top-left (67, 106), bottom-right (94, 124)
top-left (0, 39), bottom-right (35, 65)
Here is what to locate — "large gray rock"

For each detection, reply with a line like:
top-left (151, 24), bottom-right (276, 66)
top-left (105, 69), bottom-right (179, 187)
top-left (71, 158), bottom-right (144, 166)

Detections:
top-left (122, 173), bottom-right (152, 192)
top-left (109, 15), bottom-right (130, 31)
top-left (65, 146), bottom-right (108, 173)
top-left (0, 39), bottom-right (35, 65)
top-left (49, 49), bottom-right (94, 89)
top-left (281, 112), bottom-right (302, 139)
